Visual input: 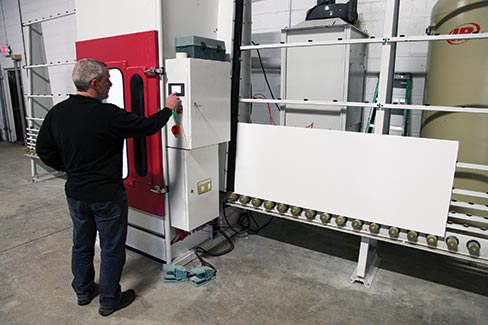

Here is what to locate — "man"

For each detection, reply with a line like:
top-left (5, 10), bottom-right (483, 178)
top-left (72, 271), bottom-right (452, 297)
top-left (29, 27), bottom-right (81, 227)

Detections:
top-left (36, 58), bottom-right (180, 316)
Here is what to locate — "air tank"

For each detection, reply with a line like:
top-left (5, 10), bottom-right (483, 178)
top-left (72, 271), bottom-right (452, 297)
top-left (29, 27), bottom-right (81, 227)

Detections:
top-left (422, 0), bottom-right (488, 213)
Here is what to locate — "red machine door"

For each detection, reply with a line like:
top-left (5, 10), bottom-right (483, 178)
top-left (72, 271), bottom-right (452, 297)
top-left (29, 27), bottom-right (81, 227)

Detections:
top-left (76, 31), bottom-right (165, 216)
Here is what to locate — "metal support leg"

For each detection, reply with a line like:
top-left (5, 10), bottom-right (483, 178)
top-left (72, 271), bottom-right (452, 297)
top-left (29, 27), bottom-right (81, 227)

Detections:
top-left (374, 0), bottom-right (399, 135)
top-left (350, 236), bottom-right (381, 288)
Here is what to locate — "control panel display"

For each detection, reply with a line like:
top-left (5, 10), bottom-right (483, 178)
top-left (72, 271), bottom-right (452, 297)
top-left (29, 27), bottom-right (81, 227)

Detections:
top-left (168, 83), bottom-right (185, 96)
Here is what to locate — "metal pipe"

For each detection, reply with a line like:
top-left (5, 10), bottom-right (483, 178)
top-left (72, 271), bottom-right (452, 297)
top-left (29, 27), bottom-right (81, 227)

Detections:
top-left (390, 32), bottom-right (488, 43)
top-left (287, 0), bottom-right (293, 28)
top-left (456, 162), bottom-right (488, 171)
top-left (374, 0), bottom-right (399, 135)
top-left (155, 0), bottom-right (172, 264)
top-left (382, 103), bottom-right (488, 114)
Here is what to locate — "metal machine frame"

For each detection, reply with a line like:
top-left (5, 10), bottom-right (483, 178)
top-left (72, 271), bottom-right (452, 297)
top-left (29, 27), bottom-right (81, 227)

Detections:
top-left (232, 0), bottom-right (488, 287)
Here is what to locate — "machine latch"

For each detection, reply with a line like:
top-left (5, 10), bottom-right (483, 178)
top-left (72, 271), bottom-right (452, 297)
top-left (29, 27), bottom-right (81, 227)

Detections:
top-left (150, 185), bottom-right (168, 194)
top-left (144, 67), bottom-right (165, 78)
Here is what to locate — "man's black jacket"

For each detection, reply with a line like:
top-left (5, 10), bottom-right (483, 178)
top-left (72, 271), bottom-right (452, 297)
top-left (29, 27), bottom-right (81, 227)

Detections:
top-left (36, 94), bottom-right (172, 202)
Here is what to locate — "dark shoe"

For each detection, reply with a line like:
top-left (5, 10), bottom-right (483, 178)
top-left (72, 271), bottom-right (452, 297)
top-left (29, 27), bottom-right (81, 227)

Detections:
top-left (77, 283), bottom-right (99, 306)
top-left (98, 289), bottom-right (136, 317)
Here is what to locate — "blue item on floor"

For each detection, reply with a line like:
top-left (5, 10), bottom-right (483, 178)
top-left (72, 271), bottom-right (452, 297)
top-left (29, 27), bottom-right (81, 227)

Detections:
top-left (163, 264), bottom-right (189, 283)
top-left (190, 266), bottom-right (216, 287)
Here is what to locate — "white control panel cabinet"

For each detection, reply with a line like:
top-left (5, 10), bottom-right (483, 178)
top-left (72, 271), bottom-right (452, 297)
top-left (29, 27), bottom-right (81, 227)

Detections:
top-left (165, 58), bottom-right (231, 232)
top-left (165, 58), bottom-right (231, 149)
top-left (282, 18), bottom-right (368, 131)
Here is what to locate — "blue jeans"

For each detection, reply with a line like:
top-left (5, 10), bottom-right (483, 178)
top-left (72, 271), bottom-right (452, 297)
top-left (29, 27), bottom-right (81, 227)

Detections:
top-left (66, 190), bottom-right (128, 308)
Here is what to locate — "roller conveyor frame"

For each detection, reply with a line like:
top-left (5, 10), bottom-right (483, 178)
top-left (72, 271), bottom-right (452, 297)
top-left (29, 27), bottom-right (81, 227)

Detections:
top-left (226, 197), bottom-right (488, 265)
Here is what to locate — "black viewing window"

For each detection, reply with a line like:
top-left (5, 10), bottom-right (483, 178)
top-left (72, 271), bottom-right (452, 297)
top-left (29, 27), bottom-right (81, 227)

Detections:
top-left (130, 74), bottom-right (148, 177)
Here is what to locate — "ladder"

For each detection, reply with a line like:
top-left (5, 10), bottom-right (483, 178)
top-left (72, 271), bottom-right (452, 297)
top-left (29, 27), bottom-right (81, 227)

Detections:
top-left (365, 73), bottom-right (412, 136)
top-left (22, 9), bottom-right (76, 181)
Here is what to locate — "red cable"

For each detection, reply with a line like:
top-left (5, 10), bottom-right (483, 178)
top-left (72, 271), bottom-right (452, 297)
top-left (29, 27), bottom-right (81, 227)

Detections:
top-left (253, 93), bottom-right (275, 125)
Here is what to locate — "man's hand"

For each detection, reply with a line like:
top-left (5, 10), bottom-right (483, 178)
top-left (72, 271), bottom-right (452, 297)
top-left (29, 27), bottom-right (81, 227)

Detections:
top-left (166, 93), bottom-right (181, 110)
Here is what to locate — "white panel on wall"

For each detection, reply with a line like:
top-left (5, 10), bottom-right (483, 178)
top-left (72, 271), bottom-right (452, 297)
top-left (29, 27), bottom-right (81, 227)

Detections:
top-left (42, 16), bottom-right (77, 96)
top-left (75, 0), bottom-right (159, 41)
top-left (162, 0), bottom-right (220, 60)
top-left (235, 123), bottom-right (458, 236)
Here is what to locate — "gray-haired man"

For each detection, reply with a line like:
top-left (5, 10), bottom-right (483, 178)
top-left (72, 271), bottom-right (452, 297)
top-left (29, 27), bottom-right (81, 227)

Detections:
top-left (37, 58), bottom-right (180, 316)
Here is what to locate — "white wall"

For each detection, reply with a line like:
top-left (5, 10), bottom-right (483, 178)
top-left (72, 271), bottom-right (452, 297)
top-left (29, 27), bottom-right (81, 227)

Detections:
top-left (250, 0), bottom-right (437, 135)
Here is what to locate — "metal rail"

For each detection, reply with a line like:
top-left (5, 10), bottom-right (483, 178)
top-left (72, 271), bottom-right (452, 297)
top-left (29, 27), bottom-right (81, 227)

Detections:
top-left (390, 32), bottom-right (488, 43)
top-left (457, 162), bottom-right (488, 171)
top-left (447, 223), bottom-right (488, 238)
top-left (452, 188), bottom-right (488, 199)
top-left (241, 37), bottom-right (382, 50)
top-left (448, 212), bottom-right (488, 226)
top-left (382, 103), bottom-right (488, 114)
top-left (24, 61), bottom-right (76, 69)
top-left (22, 9), bottom-right (76, 26)
top-left (240, 32), bottom-right (488, 51)
top-left (451, 201), bottom-right (488, 213)
top-left (226, 201), bottom-right (488, 264)
top-left (239, 98), bottom-right (488, 114)
top-left (239, 98), bottom-right (374, 108)
top-left (26, 117), bottom-right (44, 122)
top-left (26, 94), bottom-right (69, 98)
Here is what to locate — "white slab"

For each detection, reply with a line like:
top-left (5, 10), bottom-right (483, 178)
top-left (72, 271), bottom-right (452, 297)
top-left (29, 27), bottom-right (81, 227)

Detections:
top-left (235, 123), bottom-right (458, 236)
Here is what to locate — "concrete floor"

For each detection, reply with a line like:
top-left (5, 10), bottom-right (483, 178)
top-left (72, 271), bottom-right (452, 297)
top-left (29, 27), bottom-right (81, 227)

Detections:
top-left (1, 141), bottom-right (488, 324)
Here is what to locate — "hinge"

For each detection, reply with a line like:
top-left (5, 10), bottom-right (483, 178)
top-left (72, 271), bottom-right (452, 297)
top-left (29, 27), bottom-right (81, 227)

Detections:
top-left (144, 67), bottom-right (165, 78)
top-left (150, 185), bottom-right (168, 195)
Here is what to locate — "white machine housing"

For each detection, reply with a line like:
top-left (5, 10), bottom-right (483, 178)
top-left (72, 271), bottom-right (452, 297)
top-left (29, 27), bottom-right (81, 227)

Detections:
top-left (75, 0), bottom-right (235, 261)
top-left (165, 58), bottom-right (231, 232)
top-left (281, 18), bottom-right (367, 131)
top-left (168, 145), bottom-right (220, 231)
top-left (165, 58), bottom-right (231, 150)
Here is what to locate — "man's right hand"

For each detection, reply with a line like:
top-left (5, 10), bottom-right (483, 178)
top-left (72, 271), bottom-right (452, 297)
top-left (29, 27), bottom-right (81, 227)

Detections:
top-left (166, 93), bottom-right (181, 110)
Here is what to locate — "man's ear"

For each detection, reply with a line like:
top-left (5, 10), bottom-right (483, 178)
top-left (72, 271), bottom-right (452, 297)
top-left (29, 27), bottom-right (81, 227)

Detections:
top-left (89, 78), bottom-right (98, 89)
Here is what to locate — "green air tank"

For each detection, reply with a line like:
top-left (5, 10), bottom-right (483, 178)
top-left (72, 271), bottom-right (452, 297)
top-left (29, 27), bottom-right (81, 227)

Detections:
top-left (422, 0), bottom-right (488, 214)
